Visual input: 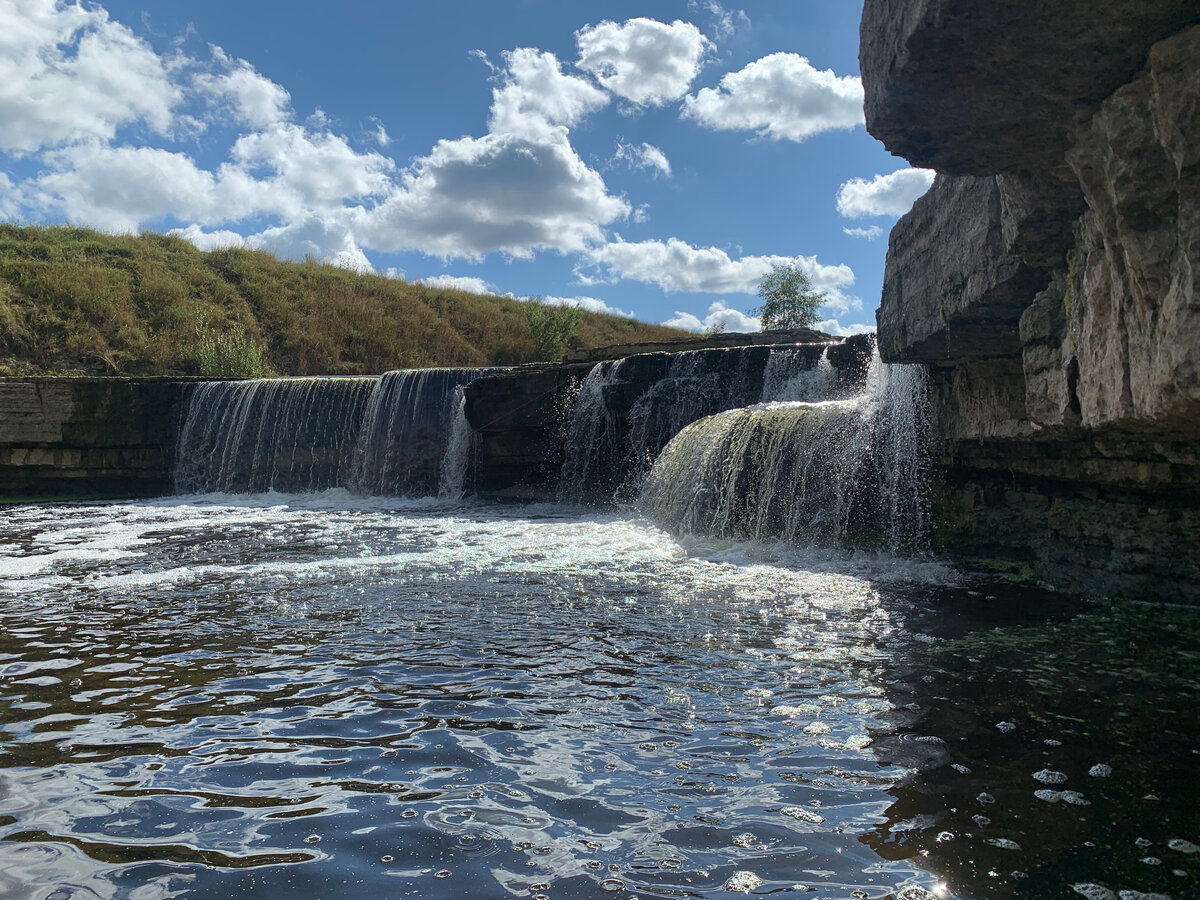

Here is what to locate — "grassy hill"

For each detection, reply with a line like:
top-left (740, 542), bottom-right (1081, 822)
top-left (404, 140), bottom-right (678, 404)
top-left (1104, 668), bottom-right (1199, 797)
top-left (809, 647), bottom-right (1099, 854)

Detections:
top-left (0, 224), bottom-right (689, 377)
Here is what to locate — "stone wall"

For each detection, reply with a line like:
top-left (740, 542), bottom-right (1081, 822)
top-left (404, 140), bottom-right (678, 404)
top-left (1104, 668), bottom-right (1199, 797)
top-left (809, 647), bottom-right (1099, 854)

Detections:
top-left (861, 0), bottom-right (1200, 598)
top-left (0, 379), bottom-right (189, 500)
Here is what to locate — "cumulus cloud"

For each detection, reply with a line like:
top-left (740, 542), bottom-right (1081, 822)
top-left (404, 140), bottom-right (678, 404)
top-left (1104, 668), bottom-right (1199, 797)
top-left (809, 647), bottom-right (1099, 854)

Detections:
top-left (583, 237), bottom-right (855, 295)
top-left (681, 53), bottom-right (863, 142)
top-left (576, 18), bottom-right (712, 108)
top-left (614, 141), bottom-right (671, 177)
top-left (836, 167), bottom-right (935, 217)
top-left (169, 224), bottom-right (245, 251)
top-left (663, 300), bottom-right (759, 333)
top-left (0, 172), bottom-right (19, 220)
top-left (815, 318), bottom-right (875, 337)
top-left (0, 0), bottom-right (180, 153)
top-left (544, 294), bottom-right (633, 318)
top-left (843, 225), bottom-right (883, 240)
top-left (359, 129), bottom-right (627, 260)
top-left (194, 48), bottom-right (290, 129)
top-left (490, 47), bottom-right (609, 135)
top-left (416, 274), bottom-right (494, 294)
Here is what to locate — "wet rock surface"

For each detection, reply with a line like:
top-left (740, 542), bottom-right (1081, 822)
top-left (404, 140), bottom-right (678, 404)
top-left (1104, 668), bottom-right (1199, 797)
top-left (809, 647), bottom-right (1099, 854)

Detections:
top-left (863, 2), bottom-right (1200, 597)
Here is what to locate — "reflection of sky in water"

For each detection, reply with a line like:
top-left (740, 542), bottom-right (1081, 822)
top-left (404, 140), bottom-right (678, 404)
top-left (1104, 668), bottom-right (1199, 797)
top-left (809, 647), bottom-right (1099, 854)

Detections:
top-left (0, 495), bottom-right (1195, 899)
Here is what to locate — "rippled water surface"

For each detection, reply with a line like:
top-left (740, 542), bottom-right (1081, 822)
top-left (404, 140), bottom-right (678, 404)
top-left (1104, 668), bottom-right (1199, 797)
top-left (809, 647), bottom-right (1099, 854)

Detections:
top-left (0, 496), bottom-right (1197, 900)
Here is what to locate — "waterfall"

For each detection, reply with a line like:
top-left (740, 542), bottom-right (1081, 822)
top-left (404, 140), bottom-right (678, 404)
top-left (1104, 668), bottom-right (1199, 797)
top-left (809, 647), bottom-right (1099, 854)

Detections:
top-left (557, 348), bottom-right (771, 502)
top-left (174, 368), bottom-right (496, 498)
top-left (760, 344), bottom-right (839, 402)
top-left (641, 351), bottom-right (933, 552)
top-left (348, 368), bottom-right (494, 497)
top-left (174, 377), bottom-right (377, 494)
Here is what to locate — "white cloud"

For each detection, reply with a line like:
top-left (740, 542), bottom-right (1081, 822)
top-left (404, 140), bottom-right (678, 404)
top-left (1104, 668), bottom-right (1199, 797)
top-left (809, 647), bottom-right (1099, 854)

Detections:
top-left (544, 295), bottom-right (633, 318)
top-left (490, 47), bottom-right (609, 136)
top-left (169, 224), bottom-right (245, 251)
top-left (35, 144), bottom-right (228, 232)
top-left (249, 215), bottom-right (373, 273)
top-left (843, 225), bottom-right (883, 240)
top-left (228, 123), bottom-right (394, 213)
top-left (360, 128), bottom-right (627, 260)
top-left (687, 0), bottom-right (749, 39)
top-left (663, 300), bottom-right (759, 333)
top-left (172, 214), bottom-right (372, 272)
top-left (815, 318), bottom-right (875, 337)
top-left (0, 172), bottom-right (19, 220)
top-left (416, 274), bottom-right (494, 294)
top-left (194, 49), bottom-right (290, 129)
top-left (836, 167), bottom-right (935, 217)
top-left (584, 237), bottom-right (855, 295)
top-left (681, 53), bottom-right (863, 142)
top-left (0, 0), bottom-right (180, 153)
top-left (614, 141), bottom-right (671, 177)
top-left (576, 18), bottom-right (712, 108)
top-left (32, 122), bottom-right (394, 234)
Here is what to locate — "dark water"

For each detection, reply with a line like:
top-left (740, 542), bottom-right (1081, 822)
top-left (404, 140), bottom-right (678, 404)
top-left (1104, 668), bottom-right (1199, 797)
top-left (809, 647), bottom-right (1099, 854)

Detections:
top-left (0, 496), bottom-right (1197, 899)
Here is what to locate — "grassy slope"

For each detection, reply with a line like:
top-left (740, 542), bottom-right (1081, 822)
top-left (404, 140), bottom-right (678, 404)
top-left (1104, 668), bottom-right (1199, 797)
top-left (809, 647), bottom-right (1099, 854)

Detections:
top-left (0, 224), bottom-right (689, 376)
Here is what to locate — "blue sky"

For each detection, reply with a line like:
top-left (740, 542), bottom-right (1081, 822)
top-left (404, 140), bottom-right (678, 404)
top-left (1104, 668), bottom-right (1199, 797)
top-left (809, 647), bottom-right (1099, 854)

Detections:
top-left (0, 0), bottom-right (933, 334)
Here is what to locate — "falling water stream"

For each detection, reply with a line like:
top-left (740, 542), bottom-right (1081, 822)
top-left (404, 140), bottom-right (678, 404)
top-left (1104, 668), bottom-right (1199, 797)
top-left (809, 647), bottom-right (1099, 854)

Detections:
top-left (1, 350), bottom-right (1197, 900)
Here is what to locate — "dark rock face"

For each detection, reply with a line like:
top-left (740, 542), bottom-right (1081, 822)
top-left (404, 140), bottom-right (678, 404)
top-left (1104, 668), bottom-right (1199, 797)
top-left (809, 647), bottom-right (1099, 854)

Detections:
top-left (863, 3), bottom-right (1200, 598)
top-left (860, 0), bottom-right (1200, 176)
top-left (0, 379), bottom-right (189, 499)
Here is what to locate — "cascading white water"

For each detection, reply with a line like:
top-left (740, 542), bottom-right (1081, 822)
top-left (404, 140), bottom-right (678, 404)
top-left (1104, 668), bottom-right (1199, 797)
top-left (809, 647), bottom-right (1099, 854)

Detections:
top-left (174, 377), bottom-right (377, 494)
top-left (760, 344), bottom-right (839, 402)
top-left (557, 348), bottom-right (775, 502)
top-left (348, 368), bottom-right (493, 497)
top-left (437, 392), bottom-right (476, 500)
top-left (642, 350), bottom-right (932, 551)
top-left (174, 368), bottom-right (496, 498)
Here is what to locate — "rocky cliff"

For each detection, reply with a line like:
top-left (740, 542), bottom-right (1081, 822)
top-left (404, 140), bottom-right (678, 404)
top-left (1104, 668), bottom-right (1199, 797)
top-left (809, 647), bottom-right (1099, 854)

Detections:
top-left (862, 0), bottom-right (1200, 599)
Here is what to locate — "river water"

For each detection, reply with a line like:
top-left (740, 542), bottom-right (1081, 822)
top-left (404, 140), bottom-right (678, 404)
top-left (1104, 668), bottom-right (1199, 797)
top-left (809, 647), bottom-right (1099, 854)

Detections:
top-left (1, 494), bottom-right (1196, 900)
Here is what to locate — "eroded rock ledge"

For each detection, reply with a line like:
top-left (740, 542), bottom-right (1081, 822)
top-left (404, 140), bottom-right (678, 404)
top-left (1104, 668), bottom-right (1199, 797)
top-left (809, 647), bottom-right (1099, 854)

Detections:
top-left (863, 1), bottom-right (1200, 599)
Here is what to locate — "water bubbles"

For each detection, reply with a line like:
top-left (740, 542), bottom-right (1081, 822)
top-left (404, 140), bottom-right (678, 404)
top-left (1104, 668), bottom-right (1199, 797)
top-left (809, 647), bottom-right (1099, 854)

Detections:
top-left (1045, 738), bottom-right (1063, 746)
top-left (1061, 791), bottom-right (1091, 806)
top-left (977, 792), bottom-right (996, 805)
top-left (936, 831), bottom-right (955, 842)
top-left (1136, 838), bottom-right (1153, 849)
top-left (780, 806), bottom-right (825, 824)
top-left (600, 879), bottom-right (626, 892)
top-left (1035, 789), bottom-right (1062, 803)
top-left (972, 815), bottom-right (991, 826)
top-left (1032, 768), bottom-right (1068, 785)
top-left (1141, 857), bottom-right (1163, 866)
top-left (732, 833), bottom-right (757, 848)
top-left (985, 838), bottom-right (1022, 850)
top-left (995, 721), bottom-right (1017, 733)
top-left (400, 809), bottom-right (417, 819)
top-left (434, 869), bottom-right (451, 878)
top-left (1167, 838), bottom-right (1199, 854)
top-left (659, 857), bottom-right (683, 870)
top-left (1118, 891), bottom-right (1174, 900)
top-left (951, 763), bottom-right (972, 774)
top-left (303, 835), bottom-right (320, 844)
top-left (1089, 763), bottom-right (1112, 778)
top-left (380, 854), bottom-right (393, 862)
top-left (725, 871), bottom-right (763, 892)
top-left (895, 887), bottom-right (938, 900)
top-left (1073, 885), bottom-right (1117, 900)
top-left (803, 721), bottom-right (831, 735)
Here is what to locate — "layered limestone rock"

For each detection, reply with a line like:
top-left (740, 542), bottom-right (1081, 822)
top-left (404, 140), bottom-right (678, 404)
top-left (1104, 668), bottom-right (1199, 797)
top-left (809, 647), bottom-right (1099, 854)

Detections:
top-left (862, 0), bottom-right (1200, 599)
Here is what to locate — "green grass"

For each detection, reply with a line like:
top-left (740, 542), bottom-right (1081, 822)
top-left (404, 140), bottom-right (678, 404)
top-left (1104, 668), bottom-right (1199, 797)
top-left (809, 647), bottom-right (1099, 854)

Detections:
top-left (0, 224), bottom-right (689, 376)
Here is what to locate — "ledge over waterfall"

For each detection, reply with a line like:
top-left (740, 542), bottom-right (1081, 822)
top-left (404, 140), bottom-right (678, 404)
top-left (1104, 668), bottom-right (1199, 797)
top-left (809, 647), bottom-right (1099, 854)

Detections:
top-left (861, 0), bottom-right (1200, 599)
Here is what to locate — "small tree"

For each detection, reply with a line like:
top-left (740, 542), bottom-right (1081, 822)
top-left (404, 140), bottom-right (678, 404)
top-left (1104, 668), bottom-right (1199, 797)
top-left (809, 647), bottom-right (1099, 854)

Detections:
top-left (752, 262), bottom-right (825, 330)
top-left (524, 300), bottom-right (582, 361)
